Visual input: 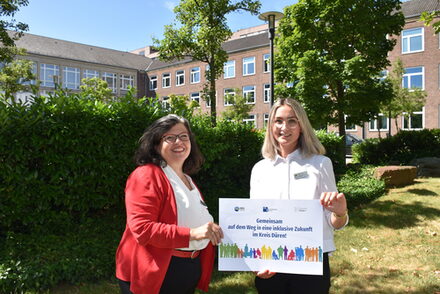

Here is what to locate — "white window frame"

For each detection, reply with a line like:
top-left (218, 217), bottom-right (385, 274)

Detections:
top-left (243, 85), bottom-right (256, 104)
top-left (223, 60), bottom-right (235, 79)
top-left (263, 83), bottom-right (271, 103)
top-left (205, 91), bottom-right (216, 108)
top-left (162, 96), bottom-right (170, 109)
top-left (102, 72), bottom-right (117, 93)
top-left (243, 114), bottom-right (256, 127)
top-left (63, 67), bottom-right (80, 90)
top-left (403, 66), bottom-right (424, 90)
top-left (264, 113), bottom-right (269, 128)
top-left (224, 88), bottom-right (235, 106)
top-left (344, 115), bottom-right (357, 131)
top-left (162, 73), bottom-right (171, 88)
top-left (402, 107), bottom-right (424, 130)
top-left (263, 54), bottom-right (270, 73)
top-left (402, 27), bottom-right (424, 54)
top-left (190, 92), bottom-right (200, 105)
top-left (149, 75), bottom-right (157, 90)
top-left (369, 114), bottom-right (389, 131)
top-left (190, 67), bottom-right (201, 84)
top-left (120, 74), bottom-right (134, 90)
top-left (83, 69), bottom-right (99, 80)
top-left (40, 63), bottom-right (59, 88)
top-left (243, 56), bottom-right (256, 76)
top-left (176, 70), bottom-right (185, 86)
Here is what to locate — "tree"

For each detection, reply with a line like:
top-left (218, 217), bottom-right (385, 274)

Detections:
top-left (421, 1), bottom-right (440, 34)
top-left (275, 0), bottom-right (405, 159)
top-left (154, 0), bottom-right (261, 126)
top-left (222, 88), bottom-right (254, 123)
top-left (381, 58), bottom-right (426, 133)
top-left (0, 0), bottom-right (29, 63)
top-left (0, 58), bottom-right (36, 101)
top-left (79, 77), bottom-right (113, 102)
top-left (163, 94), bottom-right (199, 118)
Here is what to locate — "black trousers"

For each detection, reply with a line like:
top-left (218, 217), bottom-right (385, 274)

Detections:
top-left (118, 255), bottom-right (201, 294)
top-left (255, 253), bottom-right (331, 294)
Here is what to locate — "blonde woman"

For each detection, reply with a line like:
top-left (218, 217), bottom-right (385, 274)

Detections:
top-left (250, 98), bottom-right (348, 293)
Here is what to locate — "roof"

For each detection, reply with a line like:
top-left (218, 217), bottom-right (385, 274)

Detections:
top-left (13, 32), bottom-right (153, 71)
top-left (147, 32), bottom-right (269, 71)
top-left (401, 0), bottom-right (440, 18)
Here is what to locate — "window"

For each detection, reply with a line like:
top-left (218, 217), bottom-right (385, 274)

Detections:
top-left (264, 113), bottom-right (269, 128)
top-left (263, 54), bottom-right (270, 73)
top-left (403, 67), bottom-right (424, 89)
top-left (40, 64), bottom-right (59, 87)
top-left (63, 67), bottom-right (80, 90)
top-left (243, 85), bottom-right (256, 104)
top-left (205, 92), bottom-right (216, 107)
top-left (120, 74), bottom-right (134, 90)
top-left (190, 92), bottom-right (200, 105)
top-left (83, 69), bottom-right (99, 80)
top-left (102, 72), bottom-right (117, 92)
top-left (345, 115), bottom-right (356, 131)
top-left (243, 57), bottom-right (255, 76)
top-left (162, 73), bottom-right (171, 88)
top-left (190, 67), bottom-right (200, 83)
top-left (149, 75), bottom-right (157, 90)
top-left (224, 60), bottom-right (235, 79)
top-left (162, 96), bottom-right (170, 110)
top-left (263, 84), bottom-right (271, 103)
top-left (176, 70), bottom-right (185, 86)
top-left (403, 108), bottom-right (424, 130)
top-left (243, 114), bottom-right (256, 127)
top-left (224, 88), bottom-right (235, 106)
top-left (402, 27), bottom-right (423, 54)
top-left (369, 114), bottom-right (388, 131)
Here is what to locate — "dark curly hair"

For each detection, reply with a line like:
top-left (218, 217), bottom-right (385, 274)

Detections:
top-left (134, 114), bottom-right (204, 175)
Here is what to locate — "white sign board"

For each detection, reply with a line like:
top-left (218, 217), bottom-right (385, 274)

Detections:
top-left (218, 198), bottom-right (323, 275)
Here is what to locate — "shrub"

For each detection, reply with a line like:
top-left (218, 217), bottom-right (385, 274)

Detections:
top-left (353, 129), bottom-right (440, 165)
top-left (337, 165), bottom-right (386, 209)
top-left (0, 90), bottom-right (370, 292)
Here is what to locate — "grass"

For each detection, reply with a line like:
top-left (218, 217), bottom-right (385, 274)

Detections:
top-left (50, 178), bottom-right (440, 294)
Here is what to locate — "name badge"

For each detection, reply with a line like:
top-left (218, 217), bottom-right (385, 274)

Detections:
top-left (294, 171), bottom-right (308, 180)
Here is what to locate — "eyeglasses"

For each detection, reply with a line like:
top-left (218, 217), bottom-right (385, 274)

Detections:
top-left (273, 118), bottom-right (299, 128)
top-left (162, 133), bottom-right (190, 144)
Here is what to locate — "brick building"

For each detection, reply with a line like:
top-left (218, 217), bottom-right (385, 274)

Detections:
top-left (144, 28), bottom-right (272, 129)
top-left (8, 0), bottom-right (439, 135)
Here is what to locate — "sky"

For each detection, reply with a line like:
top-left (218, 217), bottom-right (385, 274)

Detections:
top-left (14, 0), bottom-right (295, 52)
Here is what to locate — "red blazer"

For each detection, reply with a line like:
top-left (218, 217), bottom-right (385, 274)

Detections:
top-left (115, 164), bottom-right (215, 294)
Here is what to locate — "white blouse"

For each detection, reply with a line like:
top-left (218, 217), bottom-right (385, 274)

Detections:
top-left (250, 149), bottom-right (348, 253)
top-left (162, 165), bottom-right (213, 250)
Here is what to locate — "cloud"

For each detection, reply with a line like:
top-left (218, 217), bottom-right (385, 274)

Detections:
top-left (164, 1), bottom-right (176, 12)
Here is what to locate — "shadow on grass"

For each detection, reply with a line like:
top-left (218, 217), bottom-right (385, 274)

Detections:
top-left (348, 200), bottom-right (440, 229)
top-left (406, 188), bottom-right (438, 196)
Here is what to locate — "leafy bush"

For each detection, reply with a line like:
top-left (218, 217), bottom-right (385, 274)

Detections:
top-left (337, 165), bottom-right (386, 209)
top-left (0, 90), bottom-right (376, 292)
top-left (353, 129), bottom-right (440, 165)
top-left (316, 130), bottom-right (344, 174)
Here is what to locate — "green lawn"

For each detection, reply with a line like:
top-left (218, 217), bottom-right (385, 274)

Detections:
top-left (51, 178), bottom-right (440, 294)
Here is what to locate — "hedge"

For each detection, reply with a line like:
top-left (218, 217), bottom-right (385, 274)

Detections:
top-left (0, 91), bottom-right (365, 292)
top-left (352, 129), bottom-right (440, 165)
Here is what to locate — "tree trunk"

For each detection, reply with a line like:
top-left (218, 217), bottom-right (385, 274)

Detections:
top-left (338, 110), bottom-right (347, 168)
top-left (209, 61), bottom-right (217, 127)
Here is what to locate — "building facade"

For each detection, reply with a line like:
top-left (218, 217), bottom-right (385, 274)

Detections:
top-left (144, 0), bottom-right (440, 136)
top-left (12, 32), bottom-right (152, 102)
top-left (145, 31), bottom-right (272, 129)
top-left (8, 0), bottom-right (439, 135)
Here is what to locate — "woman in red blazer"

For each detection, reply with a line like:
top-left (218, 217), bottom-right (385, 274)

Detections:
top-left (116, 114), bottom-right (223, 294)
